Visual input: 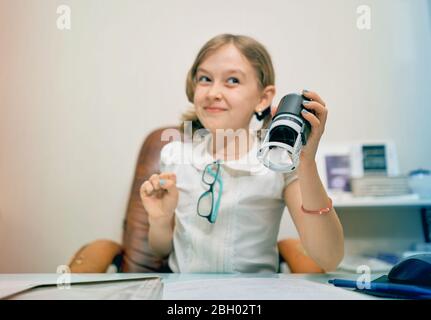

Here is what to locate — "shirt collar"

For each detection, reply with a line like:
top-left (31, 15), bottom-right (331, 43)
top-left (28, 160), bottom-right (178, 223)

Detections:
top-left (189, 132), bottom-right (270, 175)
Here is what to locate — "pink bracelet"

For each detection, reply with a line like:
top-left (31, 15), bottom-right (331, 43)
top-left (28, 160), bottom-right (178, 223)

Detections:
top-left (301, 197), bottom-right (333, 215)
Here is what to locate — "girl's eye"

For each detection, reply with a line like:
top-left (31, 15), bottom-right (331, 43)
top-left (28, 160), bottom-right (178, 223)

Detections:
top-left (197, 75), bottom-right (211, 83)
top-left (227, 77), bottom-right (240, 85)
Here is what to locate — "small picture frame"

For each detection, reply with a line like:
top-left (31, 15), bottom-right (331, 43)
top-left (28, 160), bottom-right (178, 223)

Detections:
top-left (350, 141), bottom-right (399, 178)
top-left (316, 143), bottom-right (352, 193)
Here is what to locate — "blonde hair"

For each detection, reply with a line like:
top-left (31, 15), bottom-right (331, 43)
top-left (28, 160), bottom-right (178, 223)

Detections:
top-left (181, 34), bottom-right (275, 137)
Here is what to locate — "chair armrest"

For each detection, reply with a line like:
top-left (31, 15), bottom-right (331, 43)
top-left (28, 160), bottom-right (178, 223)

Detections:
top-left (278, 238), bottom-right (325, 273)
top-left (69, 239), bottom-right (122, 273)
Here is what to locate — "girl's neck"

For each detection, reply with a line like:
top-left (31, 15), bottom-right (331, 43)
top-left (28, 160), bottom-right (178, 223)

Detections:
top-left (209, 129), bottom-right (255, 161)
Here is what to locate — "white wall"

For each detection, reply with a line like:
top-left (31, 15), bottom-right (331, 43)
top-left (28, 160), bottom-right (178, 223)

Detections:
top-left (1, 0), bottom-right (430, 272)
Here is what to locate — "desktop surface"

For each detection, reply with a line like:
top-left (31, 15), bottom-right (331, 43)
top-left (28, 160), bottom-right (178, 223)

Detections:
top-left (0, 272), bottom-right (384, 300)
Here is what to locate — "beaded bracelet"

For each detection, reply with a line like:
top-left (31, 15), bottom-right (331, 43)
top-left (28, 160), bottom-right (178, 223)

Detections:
top-left (301, 197), bottom-right (333, 215)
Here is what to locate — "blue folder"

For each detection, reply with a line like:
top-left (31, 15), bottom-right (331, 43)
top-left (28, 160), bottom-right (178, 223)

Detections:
top-left (329, 276), bottom-right (431, 299)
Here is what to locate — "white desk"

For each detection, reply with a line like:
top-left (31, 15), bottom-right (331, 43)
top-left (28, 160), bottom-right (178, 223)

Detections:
top-left (0, 272), bottom-right (383, 300)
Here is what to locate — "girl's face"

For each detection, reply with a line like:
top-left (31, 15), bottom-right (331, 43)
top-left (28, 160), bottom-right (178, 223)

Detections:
top-left (193, 44), bottom-right (273, 134)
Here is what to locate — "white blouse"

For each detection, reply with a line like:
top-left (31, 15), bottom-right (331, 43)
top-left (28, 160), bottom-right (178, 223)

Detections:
top-left (159, 133), bottom-right (297, 273)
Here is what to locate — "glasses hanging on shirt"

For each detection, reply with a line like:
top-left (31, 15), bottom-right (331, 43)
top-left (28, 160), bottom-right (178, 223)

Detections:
top-left (197, 160), bottom-right (223, 224)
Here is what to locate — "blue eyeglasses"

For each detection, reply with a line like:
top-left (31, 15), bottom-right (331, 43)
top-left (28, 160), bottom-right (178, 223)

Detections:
top-left (197, 160), bottom-right (223, 224)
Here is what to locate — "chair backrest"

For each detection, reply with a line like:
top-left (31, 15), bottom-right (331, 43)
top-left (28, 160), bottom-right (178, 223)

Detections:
top-left (121, 126), bottom-right (179, 272)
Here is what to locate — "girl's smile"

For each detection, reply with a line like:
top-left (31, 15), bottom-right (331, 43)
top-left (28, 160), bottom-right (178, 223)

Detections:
top-left (203, 105), bottom-right (228, 113)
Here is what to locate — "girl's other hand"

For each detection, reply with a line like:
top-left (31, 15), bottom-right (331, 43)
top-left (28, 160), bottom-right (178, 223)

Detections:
top-left (300, 89), bottom-right (328, 162)
top-left (269, 89), bottom-right (327, 162)
top-left (140, 172), bottom-right (178, 224)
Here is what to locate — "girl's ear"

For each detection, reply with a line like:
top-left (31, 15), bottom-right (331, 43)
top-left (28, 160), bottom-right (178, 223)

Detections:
top-left (255, 85), bottom-right (276, 113)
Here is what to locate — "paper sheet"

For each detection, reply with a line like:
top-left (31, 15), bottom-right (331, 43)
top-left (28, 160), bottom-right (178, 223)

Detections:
top-left (162, 277), bottom-right (375, 300)
top-left (0, 281), bottom-right (43, 300)
top-left (0, 275), bottom-right (161, 300)
top-left (11, 278), bottom-right (163, 300)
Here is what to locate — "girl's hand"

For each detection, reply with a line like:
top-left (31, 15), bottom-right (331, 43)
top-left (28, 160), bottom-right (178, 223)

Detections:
top-left (299, 89), bottom-right (328, 162)
top-left (140, 172), bottom-right (178, 224)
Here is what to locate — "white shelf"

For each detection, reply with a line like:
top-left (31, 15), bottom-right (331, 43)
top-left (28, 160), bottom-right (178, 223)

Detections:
top-left (331, 193), bottom-right (431, 208)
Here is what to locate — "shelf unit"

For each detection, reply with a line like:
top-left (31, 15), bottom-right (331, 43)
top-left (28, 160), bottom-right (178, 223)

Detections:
top-left (332, 194), bottom-right (431, 208)
top-left (331, 193), bottom-right (431, 244)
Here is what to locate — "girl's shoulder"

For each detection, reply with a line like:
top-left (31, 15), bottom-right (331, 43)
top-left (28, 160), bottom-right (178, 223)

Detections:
top-left (160, 140), bottom-right (194, 167)
top-left (160, 141), bottom-right (183, 163)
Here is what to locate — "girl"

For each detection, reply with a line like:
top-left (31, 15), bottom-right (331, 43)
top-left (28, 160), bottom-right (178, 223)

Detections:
top-left (139, 34), bottom-right (344, 273)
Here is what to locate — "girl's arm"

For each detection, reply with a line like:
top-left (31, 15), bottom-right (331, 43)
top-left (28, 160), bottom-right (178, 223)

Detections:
top-left (284, 163), bottom-right (344, 272)
top-left (148, 214), bottom-right (175, 258)
top-left (282, 89), bottom-right (344, 272)
top-left (141, 172), bottom-right (178, 258)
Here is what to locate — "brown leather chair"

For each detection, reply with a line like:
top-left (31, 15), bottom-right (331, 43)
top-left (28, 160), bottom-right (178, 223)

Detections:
top-left (68, 127), bottom-right (324, 274)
